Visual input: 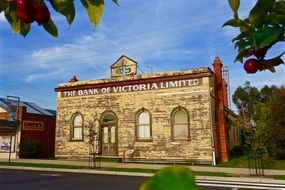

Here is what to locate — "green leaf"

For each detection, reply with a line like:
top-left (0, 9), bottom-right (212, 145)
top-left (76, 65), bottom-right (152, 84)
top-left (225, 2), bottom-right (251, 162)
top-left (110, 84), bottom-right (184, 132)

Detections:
top-left (223, 18), bottom-right (249, 29)
top-left (228, 0), bottom-right (240, 18)
top-left (249, 0), bottom-right (275, 27)
top-left (252, 26), bottom-right (283, 48)
top-left (0, 2), bottom-right (8, 13)
top-left (235, 39), bottom-right (251, 50)
top-left (140, 166), bottom-right (200, 190)
top-left (4, 7), bottom-right (30, 37)
top-left (234, 48), bottom-right (252, 63)
top-left (50, 0), bottom-right (75, 25)
top-left (112, 0), bottom-right (119, 6)
top-left (81, 0), bottom-right (104, 28)
top-left (223, 19), bottom-right (240, 27)
top-left (232, 30), bottom-right (251, 42)
top-left (42, 20), bottom-right (58, 37)
top-left (260, 51), bottom-right (285, 72)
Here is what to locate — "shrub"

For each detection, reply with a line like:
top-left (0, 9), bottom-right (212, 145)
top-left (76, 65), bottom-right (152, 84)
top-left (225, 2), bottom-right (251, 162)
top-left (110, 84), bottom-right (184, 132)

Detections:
top-left (230, 146), bottom-right (244, 157)
top-left (19, 140), bottom-right (41, 158)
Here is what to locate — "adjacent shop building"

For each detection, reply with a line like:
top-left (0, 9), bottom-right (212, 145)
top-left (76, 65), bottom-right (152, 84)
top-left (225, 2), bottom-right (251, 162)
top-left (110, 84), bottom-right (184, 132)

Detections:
top-left (0, 98), bottom-right (56, 159)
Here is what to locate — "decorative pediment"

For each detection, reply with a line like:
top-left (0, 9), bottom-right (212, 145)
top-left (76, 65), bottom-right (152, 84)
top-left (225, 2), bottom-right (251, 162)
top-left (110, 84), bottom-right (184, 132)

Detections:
top-left (111, 55), bottom-right (137, 78)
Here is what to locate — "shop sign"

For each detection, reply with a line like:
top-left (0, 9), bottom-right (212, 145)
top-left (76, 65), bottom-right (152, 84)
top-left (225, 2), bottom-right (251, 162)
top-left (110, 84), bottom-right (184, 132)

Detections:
top-left (61, 78), bottom-right (202, 97)
top-left (0, 136), bottom-right (15, 152)
top-left (23, 121), bottom-right (44, 131)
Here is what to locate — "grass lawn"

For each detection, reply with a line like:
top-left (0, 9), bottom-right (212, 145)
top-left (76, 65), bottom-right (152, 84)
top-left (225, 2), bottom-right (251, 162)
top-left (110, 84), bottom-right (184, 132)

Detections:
top-left (217, 155), bottom-right (285, 170)
top-left (0, 161), bottom-right (238, 178)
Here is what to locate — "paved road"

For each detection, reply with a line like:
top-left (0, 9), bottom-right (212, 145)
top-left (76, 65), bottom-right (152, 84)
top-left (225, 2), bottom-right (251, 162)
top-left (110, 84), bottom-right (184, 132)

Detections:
top-left (0, 169), bottom-right (146, 190)
top-left (1, 169), bottom-right (284, 190)
top-left (0, 169), bottom-right (230, 190)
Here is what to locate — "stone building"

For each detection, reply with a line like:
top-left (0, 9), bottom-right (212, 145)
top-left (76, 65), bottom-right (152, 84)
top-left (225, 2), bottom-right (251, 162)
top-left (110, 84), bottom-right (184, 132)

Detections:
top-left (55, 55), bottom-right (238, 164)
top-left (0, 98), bottom-right (56, 159)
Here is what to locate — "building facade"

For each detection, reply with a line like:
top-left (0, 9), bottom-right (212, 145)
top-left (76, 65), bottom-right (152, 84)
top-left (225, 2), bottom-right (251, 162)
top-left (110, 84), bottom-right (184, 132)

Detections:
top-left (55, 55), bottom-right (238, 164)
top-left (0, 99), bottom-right (56, 159)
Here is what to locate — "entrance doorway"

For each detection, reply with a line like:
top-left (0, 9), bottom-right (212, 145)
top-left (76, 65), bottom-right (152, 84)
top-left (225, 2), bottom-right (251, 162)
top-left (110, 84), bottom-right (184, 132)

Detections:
top-left (101, 112), bottom-right (118, 156)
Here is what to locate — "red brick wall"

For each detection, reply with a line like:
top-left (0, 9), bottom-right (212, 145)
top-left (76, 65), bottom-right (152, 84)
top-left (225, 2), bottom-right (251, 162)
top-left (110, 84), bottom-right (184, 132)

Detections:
top-left (19, 106), bottom-right (56, 158)
top-left (212, 57), bottom-right (229, 162)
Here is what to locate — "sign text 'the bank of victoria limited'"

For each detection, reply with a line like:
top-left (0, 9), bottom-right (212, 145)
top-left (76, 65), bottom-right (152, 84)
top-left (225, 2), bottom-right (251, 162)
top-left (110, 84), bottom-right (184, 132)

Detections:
top-left (61, 78), bottom-right (202, 98)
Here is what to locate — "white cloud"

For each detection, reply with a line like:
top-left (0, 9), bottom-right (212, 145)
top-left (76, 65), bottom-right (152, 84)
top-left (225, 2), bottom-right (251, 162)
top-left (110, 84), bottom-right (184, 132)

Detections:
top-left (26, 68), bottom-right (66, 83)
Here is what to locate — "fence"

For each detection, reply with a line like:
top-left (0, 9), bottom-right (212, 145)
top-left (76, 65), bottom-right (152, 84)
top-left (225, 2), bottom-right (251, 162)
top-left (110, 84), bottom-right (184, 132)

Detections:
top-left (248, 155), bottom-right (264, 176)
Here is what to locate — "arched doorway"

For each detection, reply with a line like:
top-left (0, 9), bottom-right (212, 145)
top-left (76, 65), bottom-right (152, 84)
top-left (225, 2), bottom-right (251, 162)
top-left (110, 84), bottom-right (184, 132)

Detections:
top-left (100, 111), bottom-right (118, 156)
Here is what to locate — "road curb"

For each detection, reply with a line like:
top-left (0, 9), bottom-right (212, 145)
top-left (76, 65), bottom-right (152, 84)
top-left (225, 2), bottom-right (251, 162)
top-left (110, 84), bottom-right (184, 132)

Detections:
top-left (1, 165), bottom-right (285, 185)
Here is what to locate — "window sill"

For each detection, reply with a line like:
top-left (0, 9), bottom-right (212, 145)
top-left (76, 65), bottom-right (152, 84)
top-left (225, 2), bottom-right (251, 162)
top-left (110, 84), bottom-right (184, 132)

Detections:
top-left (135, 138), bottom-right (153, 142)
top-left (172, 138), bottom-right (191, 141)
top-left (69, 139), bottom-right (84, 142)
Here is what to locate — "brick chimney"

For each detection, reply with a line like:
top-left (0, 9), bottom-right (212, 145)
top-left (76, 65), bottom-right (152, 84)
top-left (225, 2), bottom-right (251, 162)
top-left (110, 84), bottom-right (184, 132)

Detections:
top-left (212, 57), bottom-right (229, 162)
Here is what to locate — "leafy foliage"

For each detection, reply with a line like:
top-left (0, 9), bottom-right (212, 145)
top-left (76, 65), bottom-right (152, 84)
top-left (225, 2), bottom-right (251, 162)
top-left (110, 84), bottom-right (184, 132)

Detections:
top-left (140, 166), bottom-right (200, 190)
top-left (255, 86), bottom-right (285, 159)
top-left (233, 82), bottom-right (285, 159)
top-left (0, 0), bottom-right (119, 37)
top-left (19, 140), bottom-right (41, 158)
top-left (232, 81), bottom-right (260, 123)
top-left (224, 0), bottom-right (285, 73)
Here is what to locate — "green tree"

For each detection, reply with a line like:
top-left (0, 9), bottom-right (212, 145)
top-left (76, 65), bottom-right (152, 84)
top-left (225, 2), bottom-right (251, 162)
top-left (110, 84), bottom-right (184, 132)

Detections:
top-left (0, 0), bottom-right (118, 37)
top-left (224, 0), bottom-right (285, 73)
top-left (260, 85), bottom-right (278, 102)
top-left (232, 81), bottom-right (261, 126)
top-left (255, 86), bottom-right (285, 159)
top-left (233, 83), bottom-right (285, 159)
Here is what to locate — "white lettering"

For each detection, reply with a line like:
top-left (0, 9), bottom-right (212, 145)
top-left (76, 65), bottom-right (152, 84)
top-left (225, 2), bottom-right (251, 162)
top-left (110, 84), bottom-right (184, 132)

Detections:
top-left (151, 83), bottom-right (158, 90)
top-left (139, 84), bottom-right (147, 91)
top-left (61, 79), bottom-right (201, 97)
top-left (101, 88), bottom-right (107, 93)
top-left (169, 81), bottom-right (178, 88)
top-left (133, 85), bottom-right (139, 91)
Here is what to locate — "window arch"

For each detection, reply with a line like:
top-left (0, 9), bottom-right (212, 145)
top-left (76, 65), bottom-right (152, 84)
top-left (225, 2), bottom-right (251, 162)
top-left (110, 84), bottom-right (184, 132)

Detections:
top-left (171, 106), bottom-right (190, 140)
top-left (70, 112), bottom-right (84, 140)
top-left (136, 108), bottom-right (152, 140)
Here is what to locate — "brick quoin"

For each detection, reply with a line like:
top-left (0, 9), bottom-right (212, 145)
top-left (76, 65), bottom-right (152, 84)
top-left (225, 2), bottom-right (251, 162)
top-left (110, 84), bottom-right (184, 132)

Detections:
top-left (212, 57), bottom-right (229, 162)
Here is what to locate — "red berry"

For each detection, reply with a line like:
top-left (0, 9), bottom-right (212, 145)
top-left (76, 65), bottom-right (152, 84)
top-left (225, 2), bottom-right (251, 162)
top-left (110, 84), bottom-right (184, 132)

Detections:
top-left (244, 58), bottom-right (260, 74)
top-left (17, 10), bottom-right (35, 23)
top-left (35, 5), bottom-right (50, 24)
top-left (16, 0), bottom-right (34, 12)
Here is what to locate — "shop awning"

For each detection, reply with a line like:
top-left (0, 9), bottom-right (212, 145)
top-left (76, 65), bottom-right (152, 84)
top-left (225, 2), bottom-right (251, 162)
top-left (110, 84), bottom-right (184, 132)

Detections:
top-left (0, 120), bottom-right (19, 133)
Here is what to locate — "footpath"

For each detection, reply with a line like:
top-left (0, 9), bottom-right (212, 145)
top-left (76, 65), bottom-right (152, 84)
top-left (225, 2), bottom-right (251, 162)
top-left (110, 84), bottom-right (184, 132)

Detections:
top-left (1, 158), bottom-right (285, 185)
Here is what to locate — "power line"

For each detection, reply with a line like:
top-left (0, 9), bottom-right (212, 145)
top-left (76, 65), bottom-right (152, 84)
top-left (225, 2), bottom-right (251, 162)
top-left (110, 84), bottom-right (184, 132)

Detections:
top-left (0, 31), bottom-right (236, 74)
top-left (0, 10), bottom-right (233, 62)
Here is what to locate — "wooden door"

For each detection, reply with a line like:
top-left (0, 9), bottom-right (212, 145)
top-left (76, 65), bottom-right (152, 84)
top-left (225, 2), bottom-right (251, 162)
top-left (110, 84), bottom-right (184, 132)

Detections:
top-left (102, 125), bottom-right (117, 156)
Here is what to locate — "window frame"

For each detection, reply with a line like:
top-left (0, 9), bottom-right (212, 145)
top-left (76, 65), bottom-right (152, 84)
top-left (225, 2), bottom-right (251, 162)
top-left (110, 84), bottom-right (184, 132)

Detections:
top-left (171, 106), bottom-right (190, 141)
top-left (135, 108), bottom-right (152, 141)
top-left (70, 112), bottom-right (84, 141)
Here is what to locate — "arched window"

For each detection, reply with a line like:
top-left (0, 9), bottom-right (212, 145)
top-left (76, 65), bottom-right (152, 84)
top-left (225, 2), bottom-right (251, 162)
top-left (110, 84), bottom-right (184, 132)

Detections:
top-left (136, 109), bottom-right (151, 140)
top-left (171, 107), bottom-right (189, 140)
top-left (71, 112), bottom-right (83, 140)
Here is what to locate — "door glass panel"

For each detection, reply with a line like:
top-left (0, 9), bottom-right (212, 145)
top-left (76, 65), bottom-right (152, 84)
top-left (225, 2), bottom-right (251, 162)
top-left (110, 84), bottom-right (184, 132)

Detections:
top-left (111, 126), bottom-right (116, 143)
top-left (103, 127), bottom-right (109, 143)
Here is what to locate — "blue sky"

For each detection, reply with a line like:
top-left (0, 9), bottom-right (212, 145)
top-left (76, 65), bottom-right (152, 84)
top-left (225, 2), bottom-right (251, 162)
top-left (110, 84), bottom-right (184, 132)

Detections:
top-left (0, 0), bottom-right (284, 110)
